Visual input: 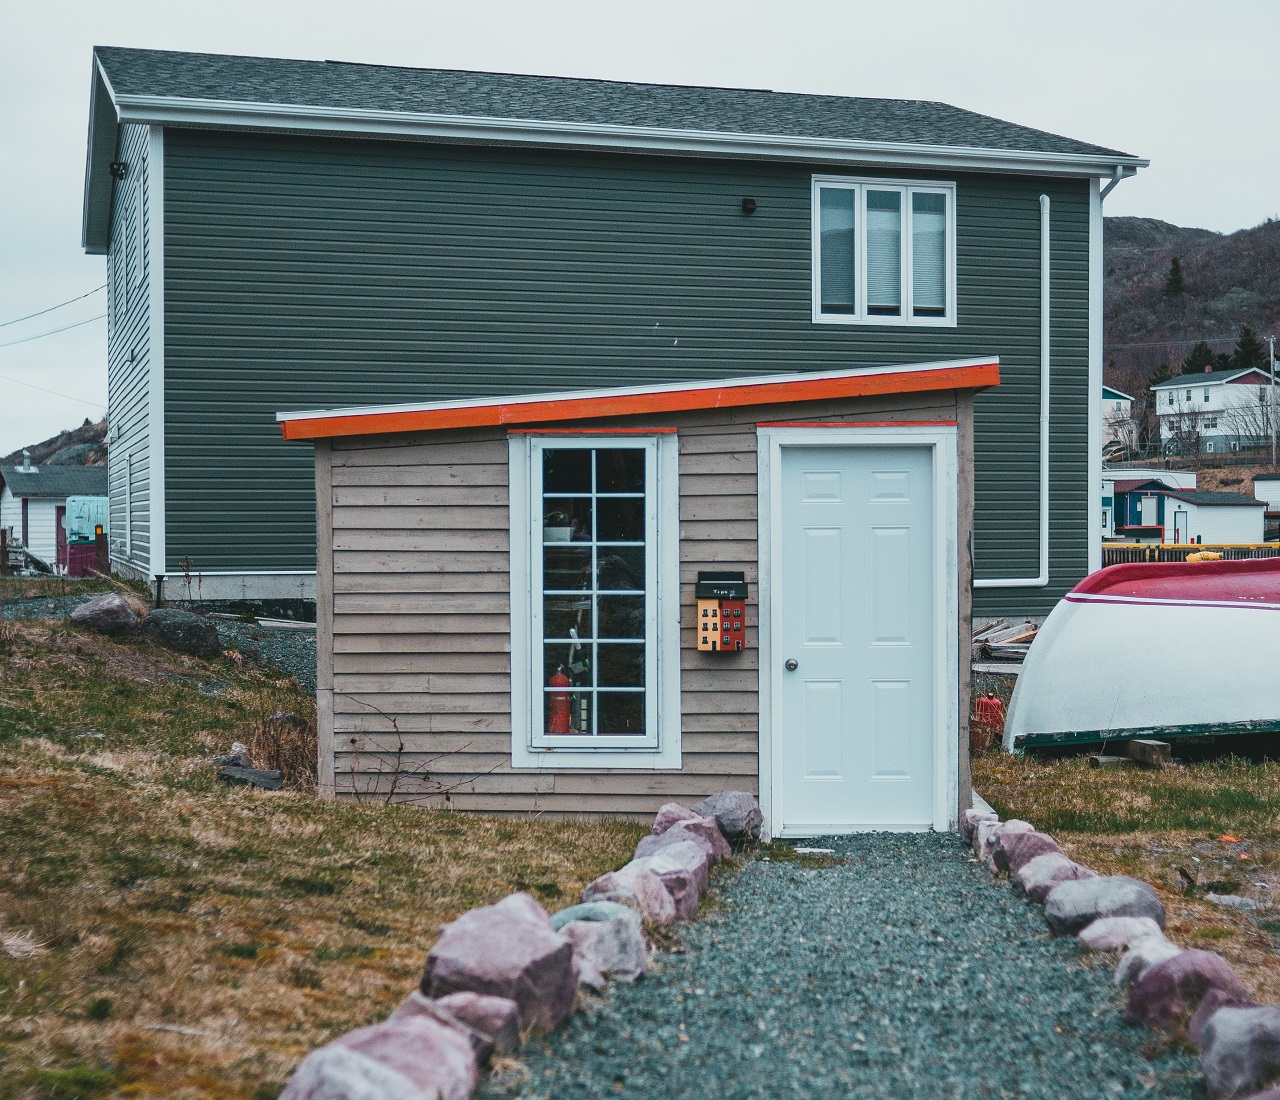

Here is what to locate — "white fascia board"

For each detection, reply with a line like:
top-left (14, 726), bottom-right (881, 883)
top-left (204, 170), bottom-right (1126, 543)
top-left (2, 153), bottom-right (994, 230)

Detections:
top-left (82, 57), bottom-right (123, 254)
top-left (111, 93), bottom-right (1149, 179)
top-left (277, 355), bottom-right (999, 424)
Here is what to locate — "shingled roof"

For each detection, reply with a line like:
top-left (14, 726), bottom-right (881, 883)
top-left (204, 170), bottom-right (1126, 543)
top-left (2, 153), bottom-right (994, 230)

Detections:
top-left (84, 47), bottom-right (1146, 252)
top-left (1, 465), bottom-right (107, 500)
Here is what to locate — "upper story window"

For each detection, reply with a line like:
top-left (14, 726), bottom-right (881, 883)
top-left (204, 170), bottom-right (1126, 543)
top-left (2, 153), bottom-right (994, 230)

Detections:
top-left (812, 176), bottom-right (956, 327)
top-left (1204, 388), bottom-right (1211, 402)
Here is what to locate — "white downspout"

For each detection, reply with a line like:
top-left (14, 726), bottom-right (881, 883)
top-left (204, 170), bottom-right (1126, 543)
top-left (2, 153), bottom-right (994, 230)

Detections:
top-left (975, 193), bottom-right (1052, 589)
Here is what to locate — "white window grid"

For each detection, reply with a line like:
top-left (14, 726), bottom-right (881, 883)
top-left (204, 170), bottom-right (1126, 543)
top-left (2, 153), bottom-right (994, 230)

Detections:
top-left (810, 175), bottom-right (957, 328)
top-left (529, 437), bottom-right (660, 750)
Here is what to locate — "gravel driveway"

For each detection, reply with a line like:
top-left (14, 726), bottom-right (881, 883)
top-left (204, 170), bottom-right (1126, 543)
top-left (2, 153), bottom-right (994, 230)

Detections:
top-left (484, 834), bottom-right (1200, 1100)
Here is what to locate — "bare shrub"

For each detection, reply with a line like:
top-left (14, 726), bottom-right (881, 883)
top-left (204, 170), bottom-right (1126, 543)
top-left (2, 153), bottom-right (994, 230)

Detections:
top-left (246, 709), bottom-right (317, 792)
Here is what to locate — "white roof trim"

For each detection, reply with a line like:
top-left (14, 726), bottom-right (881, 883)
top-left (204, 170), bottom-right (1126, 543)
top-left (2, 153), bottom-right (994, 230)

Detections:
top-left (110, 92), bottom-right (1148, 178)
top-left (276, 355), bottom-right (997, 423)
top-left (1150, 368), bottom-right (1274, 389)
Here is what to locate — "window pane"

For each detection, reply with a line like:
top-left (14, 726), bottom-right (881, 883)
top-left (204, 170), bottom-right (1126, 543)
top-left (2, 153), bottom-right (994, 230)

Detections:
top-left (543, 449), bottom-right (591, 493)
top-left (543, 497), bottom-right (592, 542)
top-left (544, 642), bottom-right (592, 688)
top-left (911, 192), bottom-right (947, 317)
top-left (544, 546), bottom-right (591, 591)
top-left (544, 594), bottom-right (592, 639)
top-left (597, 642), bottom-right (645, 687)
top-left (597, 547), bottom-right (644, 591)
top-left (819, 187), bottom-right (857, 314)
top-left (597, 498), bottom-right (644, 542)
top-left (542, 687), bottom-right (594, 735)
top-left (598, 594), bottom-right (645, 639)
top-left (866, 190), bottom-right (902, 315)
top-left (596, 449), bottom-right (645, 493)
top-left (598, 691), bottom-right (646, 735)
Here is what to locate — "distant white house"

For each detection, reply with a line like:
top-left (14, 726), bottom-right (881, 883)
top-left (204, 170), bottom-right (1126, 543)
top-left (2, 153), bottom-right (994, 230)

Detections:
top-left (1101, 385), bottom-right (1136, 453)
top-left (1151, 367), bottom-right (1277, 455)
top-left (0, 454), bottom-right (108, 569)
top-left (1112, 478), bottom-right (1265, 544)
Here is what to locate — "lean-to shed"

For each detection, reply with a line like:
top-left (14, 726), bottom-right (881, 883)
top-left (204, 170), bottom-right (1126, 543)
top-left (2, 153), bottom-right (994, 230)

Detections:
top-left (280, 357), bottom-right (996, 836)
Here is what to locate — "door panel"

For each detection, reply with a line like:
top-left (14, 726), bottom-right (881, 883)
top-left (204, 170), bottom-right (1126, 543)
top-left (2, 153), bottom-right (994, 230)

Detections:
top-left (778, 444), bottom-right (934, 831)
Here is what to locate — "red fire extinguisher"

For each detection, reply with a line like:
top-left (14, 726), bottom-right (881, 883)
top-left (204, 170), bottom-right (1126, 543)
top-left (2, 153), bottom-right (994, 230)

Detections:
top-left (548, 668), bottom-right (571, 734)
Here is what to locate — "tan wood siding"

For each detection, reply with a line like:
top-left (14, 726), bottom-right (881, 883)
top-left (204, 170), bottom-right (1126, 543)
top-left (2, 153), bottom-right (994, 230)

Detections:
top-left (324, 392), bottom-right (967, 818)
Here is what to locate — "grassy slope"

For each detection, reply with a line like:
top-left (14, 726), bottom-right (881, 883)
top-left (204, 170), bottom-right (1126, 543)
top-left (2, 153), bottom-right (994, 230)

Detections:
top-left (974, 753), bottom-right (1280, 1005)
top-left (0, 611), bottom-right (644, 1099)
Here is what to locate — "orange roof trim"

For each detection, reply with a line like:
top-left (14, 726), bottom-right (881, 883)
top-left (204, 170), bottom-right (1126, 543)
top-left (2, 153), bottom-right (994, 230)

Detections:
top-left (277, 358), bottom-right (999, 441)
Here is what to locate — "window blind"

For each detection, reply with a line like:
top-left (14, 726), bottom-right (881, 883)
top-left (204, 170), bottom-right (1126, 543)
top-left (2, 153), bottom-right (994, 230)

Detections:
top-left (819, 187), bottom-right (857, 313)
top-left (865, 190), bottom-right (902, 315)
top-left (912, 192), bottom-right (947, 316)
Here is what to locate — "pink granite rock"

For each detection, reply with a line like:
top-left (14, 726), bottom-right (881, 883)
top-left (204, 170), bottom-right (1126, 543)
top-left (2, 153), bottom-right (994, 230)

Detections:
top-left (640, 840), bottom-right (710, 894)
top-left (992, 830), bottom-right (1062, 876)
top-left (652, 802), bottom-right (701, 835)
top-left (562, 915), bottom-right (648, 983)
top-left (1015, 852), bottom-right (1098, 904)
top-left (691, 791), bottom-right (762, 844)
top-left (959, 807), bottom-right (998, 844)
top-left (1116, 936), bottom-right (1182, 989)
top-left (635, 816), bottom-right (731, 863)
top-left (626, 846), bottom-right (707, 922)
top-left (1078, 916), bottom-right (1164, 952)
top-left (1125, 949), bottom-right (1251, 1032)
top-left (422, 892), bottom-right (578, 1035)
top-left (281, 1016), bottom-right (477, 1100)
top-left (391, 989), bottom-right (495, 1060)
top-left (1199, 1003), bottom-right (1280, 1098)
top-left (1044, 876), bottom-right (1165, 937)
top-left (1190, 987), bottom-right (1258, 1048)
top-left (584, 866), bottom-right (677, 925)
top-left (392, 989), bottom-right (521, 1058)
top-left (973, 819), bottom-right (1002, 860)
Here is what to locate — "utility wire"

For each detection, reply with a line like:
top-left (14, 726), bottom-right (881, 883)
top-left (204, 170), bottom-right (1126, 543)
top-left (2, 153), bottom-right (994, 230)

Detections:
top-left (0, 285), bottom-right (106, 329)
top-left (0, 370), bottom-right (106, 411)
top-left (0, 313), bottom-right (106, 349)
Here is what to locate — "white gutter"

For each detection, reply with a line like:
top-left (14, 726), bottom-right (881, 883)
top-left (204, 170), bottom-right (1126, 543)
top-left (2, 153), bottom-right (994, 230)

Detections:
top-left (976, 194), bottom-right (1053, 589)
top-left (108, 92), bottom-right (1150, 180)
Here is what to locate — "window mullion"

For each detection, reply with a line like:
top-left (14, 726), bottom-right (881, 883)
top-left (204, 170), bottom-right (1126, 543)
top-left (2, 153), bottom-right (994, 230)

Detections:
top-left (904, 186), bottom-right (914, 322)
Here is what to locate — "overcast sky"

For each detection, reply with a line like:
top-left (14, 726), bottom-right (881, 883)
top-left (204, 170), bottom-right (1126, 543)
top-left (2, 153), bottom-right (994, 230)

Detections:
top-left (2, 0), bottom-right (1277, 456)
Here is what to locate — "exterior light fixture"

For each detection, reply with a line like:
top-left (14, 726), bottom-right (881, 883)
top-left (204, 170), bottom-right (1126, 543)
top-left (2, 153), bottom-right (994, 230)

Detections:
top-left (741, 198), bottom-right (757, 215)
top-left (108, 161), bottom-right (128, 180)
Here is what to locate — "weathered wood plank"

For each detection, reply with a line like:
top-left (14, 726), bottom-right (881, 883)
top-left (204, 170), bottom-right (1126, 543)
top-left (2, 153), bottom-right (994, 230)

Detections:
top-left (332, 505), bottom-right (510, 530)
top-left (334, 632), bottom-right (512, 655)
top-left (334, 550), bottom-right (510, 574)
top-left (678, 520), bottom-right (758, 542)
top-left (333, 485), bottom-right (508, 507)
top-left (680, 731), bottom-right (758, 752)
top-left (336, 712), bottom-right (512, 734)
top-left (1119, 739), bottom-right (1171, 769)
top-left (333, 530), bottom-right (510, 552)
top-left (678, 431), bottom-right (755, 455)
top-left (329, 731), bottom-right (510, 753)
top-left (333, 592), bottom-right (510, 615)
top-left (334, 691), bottom-right (510, 715)
top-left (334, 571), bottom-right (510, 595)
top-left (678, 542), bottom-right (758, 564)
top-left (552, 774), bottom-right (757, 796)
top-left (677, 450), bottom-right (758, 476)
top-left (335, 651), bottom-right (511, 674)
top-left (334, 770), bottom-right (556, 796)
top-left (334, 613), bottom-right (509, 634)
top-left (680, 496), bottom-right (758, 522)
top-left (333, 671), bottom-right (511, 694)
top-left (334, 438), bottom-right (507, 467)
top-left (677, 472), bottom-right (757, 497)
top-left (331, 463), bottom-right (508, 488)
top-left (679, 713), bottom-right (759, 734)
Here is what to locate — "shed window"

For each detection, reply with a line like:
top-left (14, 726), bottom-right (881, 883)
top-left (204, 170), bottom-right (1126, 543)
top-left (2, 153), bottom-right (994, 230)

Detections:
top-left (510, 434), bottom-right (680, 768)
top-left (812, 176), bottom-right (955, 326)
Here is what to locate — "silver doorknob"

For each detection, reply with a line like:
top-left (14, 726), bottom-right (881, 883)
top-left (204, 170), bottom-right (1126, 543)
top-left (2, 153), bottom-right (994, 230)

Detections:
top-left (785, 659), bottom-right (798, 671)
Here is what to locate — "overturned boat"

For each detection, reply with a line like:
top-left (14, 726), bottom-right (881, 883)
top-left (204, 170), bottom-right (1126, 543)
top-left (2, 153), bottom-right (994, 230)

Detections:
top-left (1003, 557), bottom-right (1280, 752)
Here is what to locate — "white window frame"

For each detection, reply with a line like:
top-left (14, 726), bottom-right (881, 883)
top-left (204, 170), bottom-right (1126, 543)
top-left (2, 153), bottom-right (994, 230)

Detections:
top-left (509, 432), bottom-right (681, 770)
top-left (811, 175), bottom-right (957, 328)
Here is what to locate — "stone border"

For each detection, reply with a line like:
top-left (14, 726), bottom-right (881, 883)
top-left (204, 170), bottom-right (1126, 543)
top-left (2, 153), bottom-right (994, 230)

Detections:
top-left (960, 805), bottom-right (1280, 1100)
top-left (277, 792), bottom-right (762, 1099)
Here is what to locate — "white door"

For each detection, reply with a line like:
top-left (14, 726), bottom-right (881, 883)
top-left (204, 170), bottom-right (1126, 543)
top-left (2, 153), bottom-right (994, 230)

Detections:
top-left (777, 444), bottom-right (936, 832)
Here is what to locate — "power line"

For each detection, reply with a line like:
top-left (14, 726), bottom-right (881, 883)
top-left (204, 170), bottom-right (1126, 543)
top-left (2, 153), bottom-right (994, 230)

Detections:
top-left (0, 313), bottom-right (106, 349)
top-left (0, 285), bottom-right (106, 329)
top-left (0, 370), bottom-right (106, 411)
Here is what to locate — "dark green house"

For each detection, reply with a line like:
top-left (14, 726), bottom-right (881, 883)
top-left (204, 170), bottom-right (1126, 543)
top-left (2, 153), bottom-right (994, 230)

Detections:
top-left (83, 47), bottom-right (1144, 621)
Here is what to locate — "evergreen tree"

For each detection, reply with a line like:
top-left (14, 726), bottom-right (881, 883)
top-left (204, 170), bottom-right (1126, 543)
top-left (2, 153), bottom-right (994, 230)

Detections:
top-left (1163, 256), bottom-right (1186, 296)
top-left (1232, 325), bottom-right (1267, 371)
top-left (1181, 341), bottom-right (1218, 375)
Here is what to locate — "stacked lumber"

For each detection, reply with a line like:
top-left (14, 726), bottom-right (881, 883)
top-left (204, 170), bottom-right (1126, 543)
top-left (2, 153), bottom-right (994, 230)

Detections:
top-left (972, 619), bottom-right (1039, 664)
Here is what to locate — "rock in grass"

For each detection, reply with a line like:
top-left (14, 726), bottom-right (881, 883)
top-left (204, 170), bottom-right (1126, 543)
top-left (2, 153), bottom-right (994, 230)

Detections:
top-left (1205, 893), bottom-right (1264, 912)
top-left (282, 1016), bottom-right (477, 1100)
top-left (1199, 1004), bottom-right (1280, 1098)
top-left (635, 816), bottom-right (731, 863)
top-left (652, 802), bottom-right (701, 835)
top-left (1014, 853), bottom-right (1097, 904)
top-left (1116, 935), bottom-right (1182, 988)
top-left (433, 992), bottom-right (521, 1056)
top-left (639, 840), bottom-right (710, 895)
top-left (991, 830), bottom-right (1062, 876)
top-left (583, 867), bottom-right (676, 926)
top-left (1078, 916), bottom-right (1165, 952)
top-left (973, 820), bottom-right (1002, 861)
top-left (422, 893), bottom-right (577, 1035)
top-left (561, 914), bottom-right (648, 983)
top-left (959, 808), bottom-right (998, 844)
top-left (691, 791), bottom-right (762, 845)
top-left (391, 989), bottom-right (515, 1061)
top-left (141, 608), bottom-right (222, 657)
top-left (1043, 876), bottom-right (1165, 937)
top-left (1125, 949), bottom-right (1250, 1032)
top-left (627, 845), bottom-right (708, 922)
top-left (550, 901), bottom-right (641, 931)
top-left (70, 593), bottom-right (138, 635)
top-left (1191, 988), bottom-right (1259, 1048)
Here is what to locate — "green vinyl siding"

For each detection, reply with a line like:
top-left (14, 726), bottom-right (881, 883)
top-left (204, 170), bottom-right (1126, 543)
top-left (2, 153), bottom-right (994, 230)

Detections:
top-left (163, 128), bottom-right (1091, 617)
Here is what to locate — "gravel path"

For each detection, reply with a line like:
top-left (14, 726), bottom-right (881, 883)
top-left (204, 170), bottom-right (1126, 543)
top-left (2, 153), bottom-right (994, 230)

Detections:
top-left (484, 834), bottom-right (1201, 1100)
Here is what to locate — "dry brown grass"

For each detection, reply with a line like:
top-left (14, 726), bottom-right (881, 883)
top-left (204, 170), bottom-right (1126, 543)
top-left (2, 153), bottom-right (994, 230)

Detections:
top-left (974, 752), bottom-right (1280, 1005)
top-left (0, 618), bottom-right (646, 1099)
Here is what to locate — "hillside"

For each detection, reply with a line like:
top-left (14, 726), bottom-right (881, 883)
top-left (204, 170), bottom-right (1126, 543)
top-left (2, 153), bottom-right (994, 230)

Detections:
top-left (1, 417), bottom-right (107, 468)
top-left (1104, 215), bottom-right (1280, 393)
